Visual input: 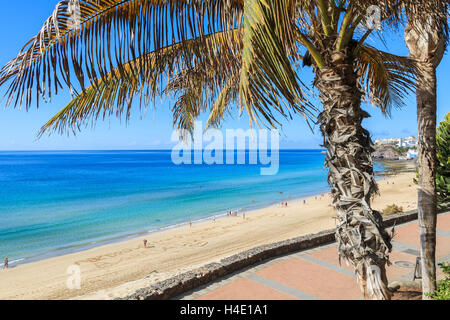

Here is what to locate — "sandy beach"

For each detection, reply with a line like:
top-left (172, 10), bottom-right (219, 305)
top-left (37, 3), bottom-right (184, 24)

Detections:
top-left (0, 170), bottom-right (418, 300)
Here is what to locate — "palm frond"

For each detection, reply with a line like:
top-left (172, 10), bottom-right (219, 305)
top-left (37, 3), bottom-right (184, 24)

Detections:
top-left (356, 44), bottom-right (417, 115)
top-left (0, 0), bottom-right (243, 108)
top-left (164, 57), bottom-right (239, 135)
top-left (206, 71), bottom-right (240, 129)
top-left (38, 29), bottom-right (241, 136)
top-left (385, 0), bottom-right (449, 39)
top-left (239, 0), bottom-right (317, 128)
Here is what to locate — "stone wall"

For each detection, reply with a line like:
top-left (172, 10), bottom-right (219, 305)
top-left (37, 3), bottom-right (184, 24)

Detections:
top-left (121, 209), bottom-right (434, 300)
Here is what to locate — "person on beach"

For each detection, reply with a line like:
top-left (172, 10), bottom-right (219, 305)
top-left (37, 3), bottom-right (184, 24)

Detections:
top-left (243, 213), bottom-right (246, 219)
top-left (3, 257), bottom-right (8, 269)
top-left (143, 239), bottom-right (148, 248)
top-left (285, 202), bottom-right (288, 207)
top-left (303, 200), bottom-right (306, 205)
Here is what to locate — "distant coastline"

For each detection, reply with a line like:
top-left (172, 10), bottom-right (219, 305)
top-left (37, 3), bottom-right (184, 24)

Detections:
top-left (374, 159), bottom-right (417, 177)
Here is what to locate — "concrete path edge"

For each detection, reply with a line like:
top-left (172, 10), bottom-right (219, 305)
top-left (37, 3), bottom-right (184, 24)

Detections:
top-left (120, 209), bottom-right (444, 300)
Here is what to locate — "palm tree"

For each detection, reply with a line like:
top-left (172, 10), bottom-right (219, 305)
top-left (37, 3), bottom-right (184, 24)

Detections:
top-left (0, 0), bottom-right (416, 299)
top-left (401, 0), bottom-right (448, 299)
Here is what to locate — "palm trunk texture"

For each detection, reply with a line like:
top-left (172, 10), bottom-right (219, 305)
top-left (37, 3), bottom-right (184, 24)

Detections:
top-left (405, 17), bottom-right (446, 299)
top-left (315, 51), bottom-right (393, 300)
top-left (416, 61), bottom-right (438, 298)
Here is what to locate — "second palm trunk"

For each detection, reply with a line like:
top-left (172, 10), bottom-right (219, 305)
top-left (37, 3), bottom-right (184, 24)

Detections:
top-left (315, 51), bottom-right (393, 300)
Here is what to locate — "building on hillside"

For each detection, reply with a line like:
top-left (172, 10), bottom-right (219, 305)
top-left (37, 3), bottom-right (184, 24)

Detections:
top-left (407, 149), bottom-right (418, 159)
top-left (398, 136), bottom-right (417, 148)
top-left (375, 138), bottom-right (399, 145)
top-left (375, 136), bottom-right (417, 148)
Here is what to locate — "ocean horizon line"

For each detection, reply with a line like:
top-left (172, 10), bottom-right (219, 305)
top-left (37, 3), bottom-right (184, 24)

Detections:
top-left (0, 148), bottom-right (327, 152)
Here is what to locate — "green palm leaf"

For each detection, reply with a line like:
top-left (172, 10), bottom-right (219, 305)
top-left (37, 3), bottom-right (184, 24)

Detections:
top-left (0, 0), bottom-right (243, 108)
top-left (38, 29), bottom-right (241, 136)
top-left (239, 0), bottom-right (317, 128)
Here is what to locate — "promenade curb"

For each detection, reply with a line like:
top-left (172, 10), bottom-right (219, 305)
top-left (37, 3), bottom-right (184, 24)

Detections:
top-left (121, 209), bottom-right (445, 300)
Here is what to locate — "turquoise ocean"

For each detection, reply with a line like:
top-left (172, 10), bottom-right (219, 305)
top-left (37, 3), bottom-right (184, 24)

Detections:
top-left (0, 150), bottom-right (385, 267)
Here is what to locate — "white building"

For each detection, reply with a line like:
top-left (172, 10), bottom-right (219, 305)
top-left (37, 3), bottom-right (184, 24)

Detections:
top-left (375, 136), bottom-right (417, 148)
top-left (407, 149), bottom-right (418, 158)
top-left (398, 136), bottom-right (417, 148)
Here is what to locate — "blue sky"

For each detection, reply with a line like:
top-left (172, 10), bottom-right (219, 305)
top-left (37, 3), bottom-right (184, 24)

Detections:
top-left (0, 1), bottom-right (448, 150)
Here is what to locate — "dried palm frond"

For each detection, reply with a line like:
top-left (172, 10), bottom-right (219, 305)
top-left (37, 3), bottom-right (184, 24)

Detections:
top-left (356, 44), bottom-right (416, 115)
top-left (385, 0), bottom-right (449, 41)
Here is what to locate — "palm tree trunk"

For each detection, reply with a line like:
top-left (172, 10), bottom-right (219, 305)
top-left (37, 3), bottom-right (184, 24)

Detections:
top-left (404, 16), bottom-right (446, 299)
top-left (416, 61), bottom-right (438, 298)
top-left (315, 52), bottom-right (392, 300)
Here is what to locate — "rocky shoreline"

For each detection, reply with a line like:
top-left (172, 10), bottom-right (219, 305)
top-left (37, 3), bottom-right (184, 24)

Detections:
top-left (374, 159), bottom-right (416, 177)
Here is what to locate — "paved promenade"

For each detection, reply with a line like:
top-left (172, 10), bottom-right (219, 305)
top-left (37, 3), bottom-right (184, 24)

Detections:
top-left (179, 211), bottom-right (450, 300)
